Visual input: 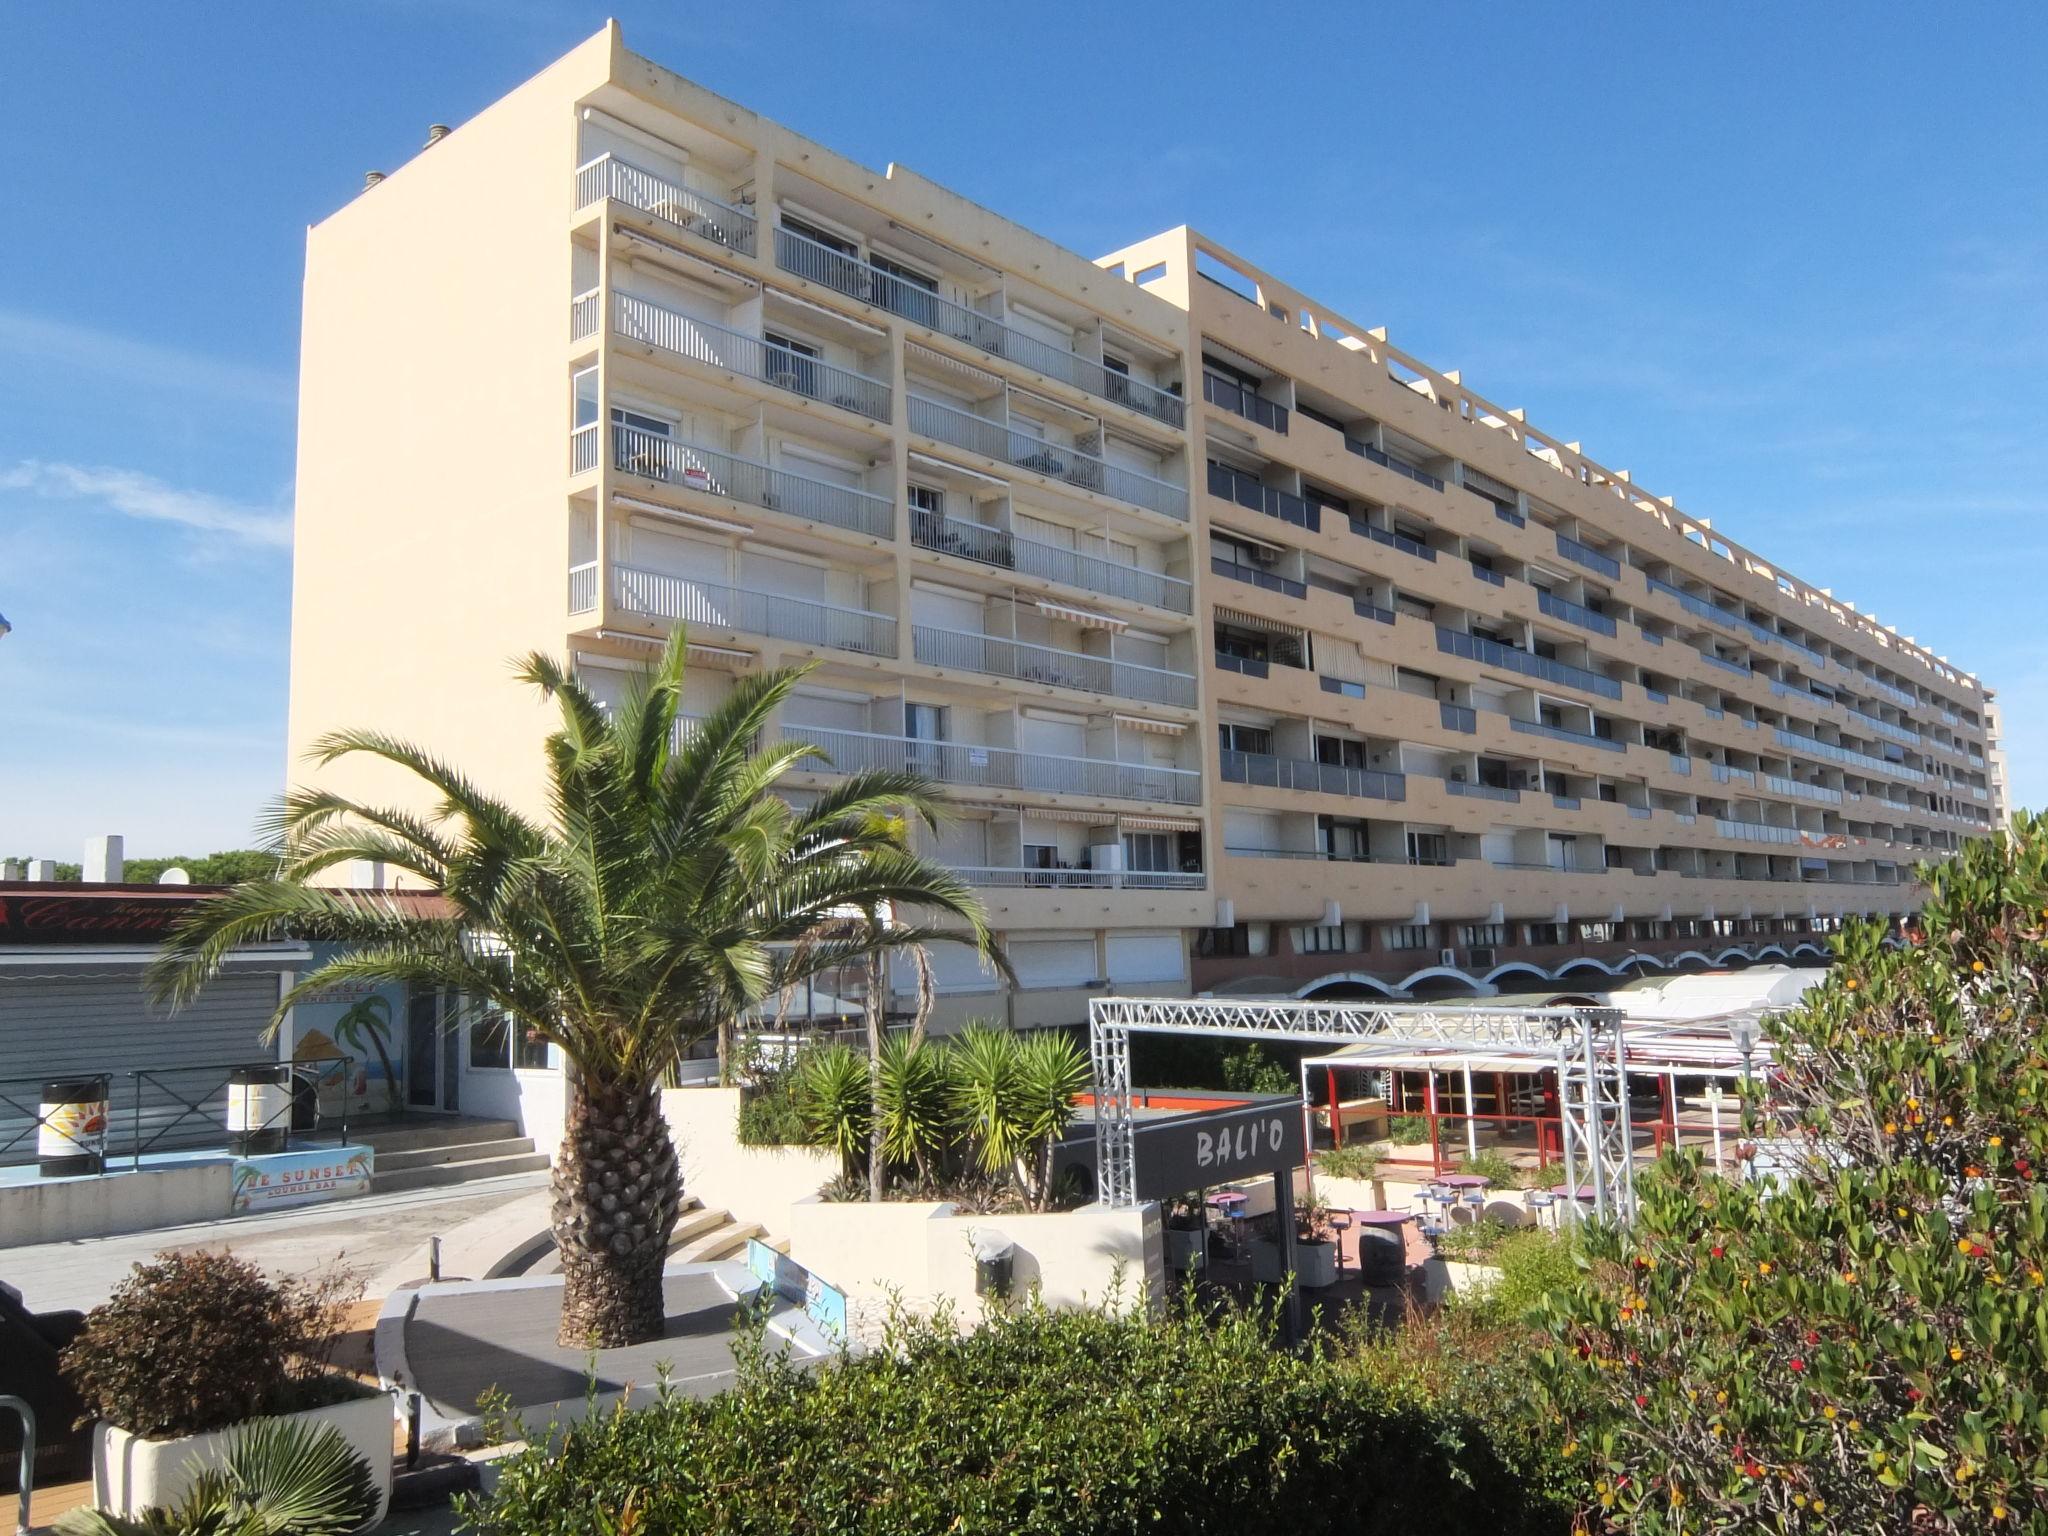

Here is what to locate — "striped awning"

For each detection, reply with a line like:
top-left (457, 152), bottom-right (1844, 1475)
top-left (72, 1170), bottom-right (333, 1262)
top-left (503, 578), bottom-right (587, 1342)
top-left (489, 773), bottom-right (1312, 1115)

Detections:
top-left (1113, 714), bottom-right (1186, 735)
top-left (906, 343), bottom-right (1001, 391)
top-left (770, 286), bottom-right (888, 337)
top-left (1020, 806), bottom-right (1118, 826)
top-left (1118, 814), bottom-right (1201, 832)
top-left (1213, 605), bottom-right (1301, 636)
top-left (909, 451), bottom-right (1007, 489)
top-left (1037, 600), bottom-right (1126, 633)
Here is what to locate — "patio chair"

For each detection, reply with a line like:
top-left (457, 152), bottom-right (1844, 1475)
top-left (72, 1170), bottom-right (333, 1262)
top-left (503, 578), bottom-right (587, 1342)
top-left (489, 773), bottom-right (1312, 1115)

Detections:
top-left (0, 1280), bottom-right (90, 1492)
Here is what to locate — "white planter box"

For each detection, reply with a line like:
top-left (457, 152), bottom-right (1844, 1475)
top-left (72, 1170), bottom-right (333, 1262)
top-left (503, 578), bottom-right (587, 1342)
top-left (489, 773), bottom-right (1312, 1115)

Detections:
top-left (93, 1383), bottom-right (395, 1527)
top-left (1295, 1240), bottom-right (1338, 1290)
top-left (1163, 1225), bottom-right (1207, 1271)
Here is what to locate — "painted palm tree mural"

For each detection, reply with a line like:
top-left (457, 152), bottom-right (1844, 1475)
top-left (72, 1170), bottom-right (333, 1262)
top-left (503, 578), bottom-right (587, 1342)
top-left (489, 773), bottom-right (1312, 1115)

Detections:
top-left (332, 994), bottom-right (401, 1112)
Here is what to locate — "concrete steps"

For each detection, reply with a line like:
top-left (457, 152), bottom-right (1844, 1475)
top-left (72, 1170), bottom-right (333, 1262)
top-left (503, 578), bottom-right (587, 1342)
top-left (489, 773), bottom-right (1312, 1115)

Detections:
top-left (372, 1151), bottom-right (552, 1193)
top-left (674, 1219), bottom-right (762, 1264)
top-left (374, 1136), bottom-right (539, 1173)
top-left (360, 1118), bottom-right (550, 1194)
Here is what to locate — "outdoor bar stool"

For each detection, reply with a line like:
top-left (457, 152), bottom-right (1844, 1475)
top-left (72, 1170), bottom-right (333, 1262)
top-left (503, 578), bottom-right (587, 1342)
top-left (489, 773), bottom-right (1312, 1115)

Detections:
top-left (1206, 1190), bottom-right (1249, 1261)
top-left (1527, 1188), bottom-right (1557, 1228)
top-left (1326, 1209), bottom-right (1354, 1276)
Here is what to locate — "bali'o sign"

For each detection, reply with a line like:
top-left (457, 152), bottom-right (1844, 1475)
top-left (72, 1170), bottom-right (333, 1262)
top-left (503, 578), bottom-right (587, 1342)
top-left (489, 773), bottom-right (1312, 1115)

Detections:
top-left (1195, 1114), bottom-right (1291, 1173)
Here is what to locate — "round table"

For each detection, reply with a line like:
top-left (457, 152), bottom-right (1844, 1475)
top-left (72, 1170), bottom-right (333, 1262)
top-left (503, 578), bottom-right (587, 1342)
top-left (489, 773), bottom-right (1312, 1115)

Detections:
top-left (1206, 1191), bottom-right (1249, 1259)
top-left (1349, 1209), bottom-right (1413, 1286)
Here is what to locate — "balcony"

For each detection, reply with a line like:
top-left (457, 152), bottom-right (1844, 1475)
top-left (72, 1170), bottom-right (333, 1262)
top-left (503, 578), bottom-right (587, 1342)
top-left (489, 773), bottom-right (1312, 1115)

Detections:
top-left (610, 427), bottom-right (894, 537)
top-left (1352, 597), bottom-right (1396, 626)
top-left (1435, 627), bottom-right (1623, 701)
top-left (569, 561), bottom-right (598, 614)
top-left (1511, 717), bottom-right (1626, 753)
top-left (611, 292), bottom-right (892, 421)
top-left (1320, 677), bottom-right (1365, 699)
top-left (1346, 439), bottom-right (1445, 493)
top-left (1775, 729), bottom-right (1926, 782)
top-left (908, 395), bottom-right (1188, 519)
top-left (1218, 750), bottom-right (1406, 802)
top-left (1555, 533), bottom-right (1621, 579)
top-left (575, 154), bottom-right (757, 255)
top-left (1446, 778), bottom-right (1518, 802)
top-left (1714, 819), bottom-right (1800, 845)
top-left (911, 625), bottom-right (1198, 708)
top-left (611, 567), bottom-right (896, 656)
top-left (953, 866), bottom-right (1205, 890)
top-left (1350, 518), bottom-right (1436, 563)
top-left (775, 227), bottom-right (1184, 427)
top-left (1699, 651), bottom-right (1752, 679)
top-left (1764, 774), bottom-right (1844, 805)
top-left (1536, 589), bottom-right (1618, 638)
top-left (1210, 555), bottom-right (1305, 599)
top-left (910, 509), bottom-right (1191, 613)
top-left (1215, 652), bottom-right (1268, 678)
top-left (1438, 702), bottom-right (1477, 733)
top-left (1206, 461), bottom-right (1316, 531)
top-left (1201, 370), bottom-right (1287, 433)
top-left (780, 723), bottom-right (1200, 805)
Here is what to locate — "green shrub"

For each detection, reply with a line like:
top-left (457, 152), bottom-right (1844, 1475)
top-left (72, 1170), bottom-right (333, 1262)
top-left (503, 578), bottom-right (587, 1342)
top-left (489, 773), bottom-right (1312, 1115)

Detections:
top-left (464, 1298), bottom-right (1572, 1535)
top-left (1485, 1228), bottom-right (1578, 1320)
top-left (1388, 1114), bottom-right (1431, 1145)
top-left (56, 1417), bottom-right (377, 1535)
top-left (1316, 1141), bottom-right (1382, 1181)
top-left (1535, 813), bottom-right (2048, 1533)
top-left (1219, 1041), bottom-right (1295, 1096)
top-left (1454, 1149), bottom-right (1521, 1189)
top-left (1437, 1216), bottom-right (1513, 1263)
top-left (61, 1252), bottom-right (360, 1438)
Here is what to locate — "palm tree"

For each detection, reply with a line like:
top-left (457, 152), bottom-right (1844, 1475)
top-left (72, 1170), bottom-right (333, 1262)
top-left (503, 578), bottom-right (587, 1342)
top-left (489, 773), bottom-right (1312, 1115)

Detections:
top-left (150, 629), bottom-right (1006, 1348)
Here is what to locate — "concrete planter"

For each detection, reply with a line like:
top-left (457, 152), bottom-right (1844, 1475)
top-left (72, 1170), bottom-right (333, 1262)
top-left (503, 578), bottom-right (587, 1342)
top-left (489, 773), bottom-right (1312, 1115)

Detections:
top-left (1295, 1239), bottom-right (1338, 1290)
top-left (92, 1381), bottom-right (395, 1526)
top-left (1163, 1225), bottom-right (1207, 1272)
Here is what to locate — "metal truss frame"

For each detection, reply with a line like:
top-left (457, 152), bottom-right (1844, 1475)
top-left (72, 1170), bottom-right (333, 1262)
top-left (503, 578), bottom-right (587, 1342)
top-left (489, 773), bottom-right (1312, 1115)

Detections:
top-left (1088, 996), bottom-right (1636, 1223)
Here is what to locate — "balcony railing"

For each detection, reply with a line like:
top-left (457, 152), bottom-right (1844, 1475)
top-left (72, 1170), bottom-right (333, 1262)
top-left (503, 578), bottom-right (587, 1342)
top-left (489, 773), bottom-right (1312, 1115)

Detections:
top-left (1202, 371), bottom-right (1287, 433)
top-left (569, 560), bottom-right (598, 614)
top-left (1537, 589), bottom-right (1618, 638)
top-left (907, 394), bottom-right (1187, 519)
top-left (612, 292), bottom-right (892, 421)
top-left (950, 866), bottom-right (1205, 890)
top-left (1555, 533), bottom-right (1621, 579)
top-left (1346, 439), bottom-right (1446, 492)
top-left (1764, 774), bottom-right (1843, 805)
top-left (1847, 708), bottom-right (1919, 746)
top-left (1709, 763), bottom-right (1755, 785)
top-left (1714, 819), bottom-right (1801, 845)
top-left (1210, 555), bottom-right (1305, 598)
top-left (1215, 652), bottom-right (1269, 678)
top-left (1699, 651), bottom-right (1752, 678)
top-left (576, 154), bottom-right (758, 255)
top-left (775, 227), bottom-right (1184, 427)
top-left (1446, 778), bottom-right (1518, 802)
top-left (1775, 729), bottom-right (1927, 783)
top-left (611, 427), bottom-right (894, 537)
top-left (1350, 518), bottom-right (1436, 562)
top-left (1320, 676), bottom-right (1365, 699)
top-left (1511, 717), bottom-right (1626, 753)
top-left (571, 288), bottom-right (601, 342)
top-left (571, 422), bottom-right (600, 474)
top-left (1220, 749), bottom-right (1406, 802)
top-left (1439, 702), bottom-right (1477, 733)
top-left (1435, 626), bottom-right (1623, 700)
top-left (1352, 598), bottom-right (1396, 626)
top-left (780, 722), bottom-right (1200, 805)
top-left (910, 509), bottom-right (1191, 612)
top-left (1206, 461), bottom-right (1316, 530)
top-left (612, 567), bottom-right (896, 656)
top-left (911, 625), bottom-right (1197, 707)
top-left (1468, 562), bottom-right (1505, 588)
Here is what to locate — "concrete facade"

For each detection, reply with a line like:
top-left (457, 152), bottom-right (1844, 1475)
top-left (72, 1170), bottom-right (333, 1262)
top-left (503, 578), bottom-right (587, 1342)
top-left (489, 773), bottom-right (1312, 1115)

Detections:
top-left (289, 25), bottom-right (2001, 1023)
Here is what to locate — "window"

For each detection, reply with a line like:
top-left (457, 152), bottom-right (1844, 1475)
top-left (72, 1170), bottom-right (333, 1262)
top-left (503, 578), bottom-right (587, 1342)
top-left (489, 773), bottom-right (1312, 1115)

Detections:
top-left (469, 1010), bottom-right (511, 1070)
top-left (515, 1023), bottom-right (551, 1070)
top-left (1318, 816), bottom-right (1370, 862)
top-left (1291, 923), bottom-right (1358, 955)
top-left (907, 483), bottom-right (944, 516)
top-left (764, 331), bottom-right (821, 397)
top-left (573, 366), bottom-right (599, 429)
top-left (781, 213), bottom-right (856, 255)
top-left (1524, 922), bottom-right (1567, 946)
top-left (1315, 736), bottom-right (1368, 770)
top-left (1195, 924), bottom-right (1252, 958)
top-left (1577, 921), bottom-right (1617, 944)
top-left (1217, 722), bottom-right (1273, 756)
top-left (1459, 923), bottom-right (1507, 947)
top-left (1406, 831), bottom-right (1451, 867)
top-left (1023, 843), bottom-right (1059, 870)
top-left (1384, 923), bottom-right (1434, 952)
top-left (1122, 832), bottom-right (1172, 873)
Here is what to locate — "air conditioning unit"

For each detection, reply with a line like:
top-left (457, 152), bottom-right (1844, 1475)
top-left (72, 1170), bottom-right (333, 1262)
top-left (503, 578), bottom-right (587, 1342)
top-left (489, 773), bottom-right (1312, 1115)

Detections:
top-left (1469, 946), bottom-right (1498, 969)
top-left (1247, 546), bottom-right (1278, 566)
top-left (1438, 947), bottom-right (1458, 967)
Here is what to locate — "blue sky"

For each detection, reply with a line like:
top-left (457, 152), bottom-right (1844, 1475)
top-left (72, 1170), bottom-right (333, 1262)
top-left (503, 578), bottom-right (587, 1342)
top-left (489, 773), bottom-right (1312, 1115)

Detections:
top-left (3, 2), bottom-right (2042, 857)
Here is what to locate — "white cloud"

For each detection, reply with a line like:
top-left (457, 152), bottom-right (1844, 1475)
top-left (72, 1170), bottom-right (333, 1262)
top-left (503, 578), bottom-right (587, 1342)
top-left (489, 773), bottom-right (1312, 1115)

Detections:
top-left (0, 309), bottom-right (293, 411)
top-left (0, 460), bottom-right (292, 550)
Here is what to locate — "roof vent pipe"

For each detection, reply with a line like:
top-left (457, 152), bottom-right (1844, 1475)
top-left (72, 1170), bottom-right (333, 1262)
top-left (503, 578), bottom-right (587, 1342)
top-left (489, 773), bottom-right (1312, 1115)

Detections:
top-left (363, 170), bottom-right (386, 189)
top-left (424, 124), bottom-right (451, 147)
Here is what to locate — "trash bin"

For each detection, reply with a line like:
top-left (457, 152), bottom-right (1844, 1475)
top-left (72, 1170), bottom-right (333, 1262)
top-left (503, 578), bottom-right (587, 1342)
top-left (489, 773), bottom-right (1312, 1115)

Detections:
top-left (289, 1066), bottom-right (321, 1133)
top-left (225, 1065), bottom-right (292, 1156)
top-left (37, 1078), bottom-right (108, 1178)
top-left (973, 1237), bottom-right (1015, 1300)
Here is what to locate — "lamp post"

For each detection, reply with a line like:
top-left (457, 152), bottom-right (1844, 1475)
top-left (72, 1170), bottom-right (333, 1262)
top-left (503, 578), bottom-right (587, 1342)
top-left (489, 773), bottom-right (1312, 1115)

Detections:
top-left (1728, 1018), bottom-right (1758, 1092)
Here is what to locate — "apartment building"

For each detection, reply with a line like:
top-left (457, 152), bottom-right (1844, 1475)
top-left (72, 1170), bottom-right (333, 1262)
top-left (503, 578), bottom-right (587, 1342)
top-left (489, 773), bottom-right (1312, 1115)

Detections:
top-left (1098, 230), bottom-right (2001, 998)
top-left (291, 26), bottom-right (1206, 1032)
top-left (291, 26), bottom-right (1999, 1030)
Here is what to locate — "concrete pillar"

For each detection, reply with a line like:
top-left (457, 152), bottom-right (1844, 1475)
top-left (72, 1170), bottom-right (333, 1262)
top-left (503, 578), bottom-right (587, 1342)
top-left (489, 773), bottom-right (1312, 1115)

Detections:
top-left (27, 859), bottom-right (57, 881)
top-left (0, 859), bottom-right (22, 881)
top-left (84, 834), bottom-right (125, 884)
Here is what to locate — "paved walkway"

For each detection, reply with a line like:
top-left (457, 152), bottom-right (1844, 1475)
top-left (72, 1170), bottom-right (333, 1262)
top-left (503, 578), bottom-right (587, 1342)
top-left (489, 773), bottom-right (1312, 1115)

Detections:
top-left (1, 1171), bottom-right (548, 1312)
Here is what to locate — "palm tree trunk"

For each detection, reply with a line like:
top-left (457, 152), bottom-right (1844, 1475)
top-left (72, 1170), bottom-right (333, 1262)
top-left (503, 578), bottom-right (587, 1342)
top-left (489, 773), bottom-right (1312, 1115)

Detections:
top-left (551, 1072), bottom-right (681, 1348)
top-left (865, 943), bottom-right (885, 1204)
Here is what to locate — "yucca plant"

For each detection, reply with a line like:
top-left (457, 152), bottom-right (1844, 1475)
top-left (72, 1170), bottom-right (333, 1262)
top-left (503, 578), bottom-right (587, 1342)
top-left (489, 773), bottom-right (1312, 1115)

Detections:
top-left (876, 1033), bottom-right (954, 1185)
top-left (795, 1042), bottom-right (873, 1183)
top-left (149, 628), bottom-right (1004, 1348)
top-left (1012, 1030), bottom-right (1091, 1211)
top-left (57, 1417), bottom-right (378, 1536)
top-left (949, 1023), bottom-right (1090, 1210)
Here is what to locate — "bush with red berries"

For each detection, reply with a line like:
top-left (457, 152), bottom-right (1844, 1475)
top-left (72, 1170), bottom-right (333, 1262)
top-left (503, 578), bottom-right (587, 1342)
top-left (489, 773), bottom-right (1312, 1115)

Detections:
top-left (1535, 811), bottom-right (2048, 1533)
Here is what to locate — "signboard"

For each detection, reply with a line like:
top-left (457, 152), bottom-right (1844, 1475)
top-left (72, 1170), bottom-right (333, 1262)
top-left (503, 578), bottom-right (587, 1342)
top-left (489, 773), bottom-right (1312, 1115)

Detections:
top-left (229, 1145), bottom-right (374, 1213)
top-left (745, 1237), bottom-right (848, 1342)
top-left (1056, 1095), bottom-right (1305, 1203)
top-left (0, 889), bottom-right (209, 945)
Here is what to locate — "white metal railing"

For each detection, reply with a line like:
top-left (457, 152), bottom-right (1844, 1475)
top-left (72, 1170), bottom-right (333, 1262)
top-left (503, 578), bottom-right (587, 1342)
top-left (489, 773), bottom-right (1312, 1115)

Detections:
top-left (609, 426), bottom-right (893, 537)
top-left (612, 292), bottom-right (892, 421)
top-left (780, 722), bottom-right (1201, 805)
top-left (909, 508), bottom-right (1191, 614)
top-left (911, 624), bottom-right (1196, 708)
top-left (775, 226), bottom-right (1185, 428)
top-left (950, 866), bottom-right (1205, 890)
top-left (612, 567), bottom-right (896, 656)
top-left (906, 394), bottom-right (1187, 520)
top-left (571, 422), bottom-right (600, 474)
top-left (571, 288), bottom-right (600, 341)
top-left (576, 154), bottom-right (757, 255)
top-left (568, 560), bottom-right (598, 614)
